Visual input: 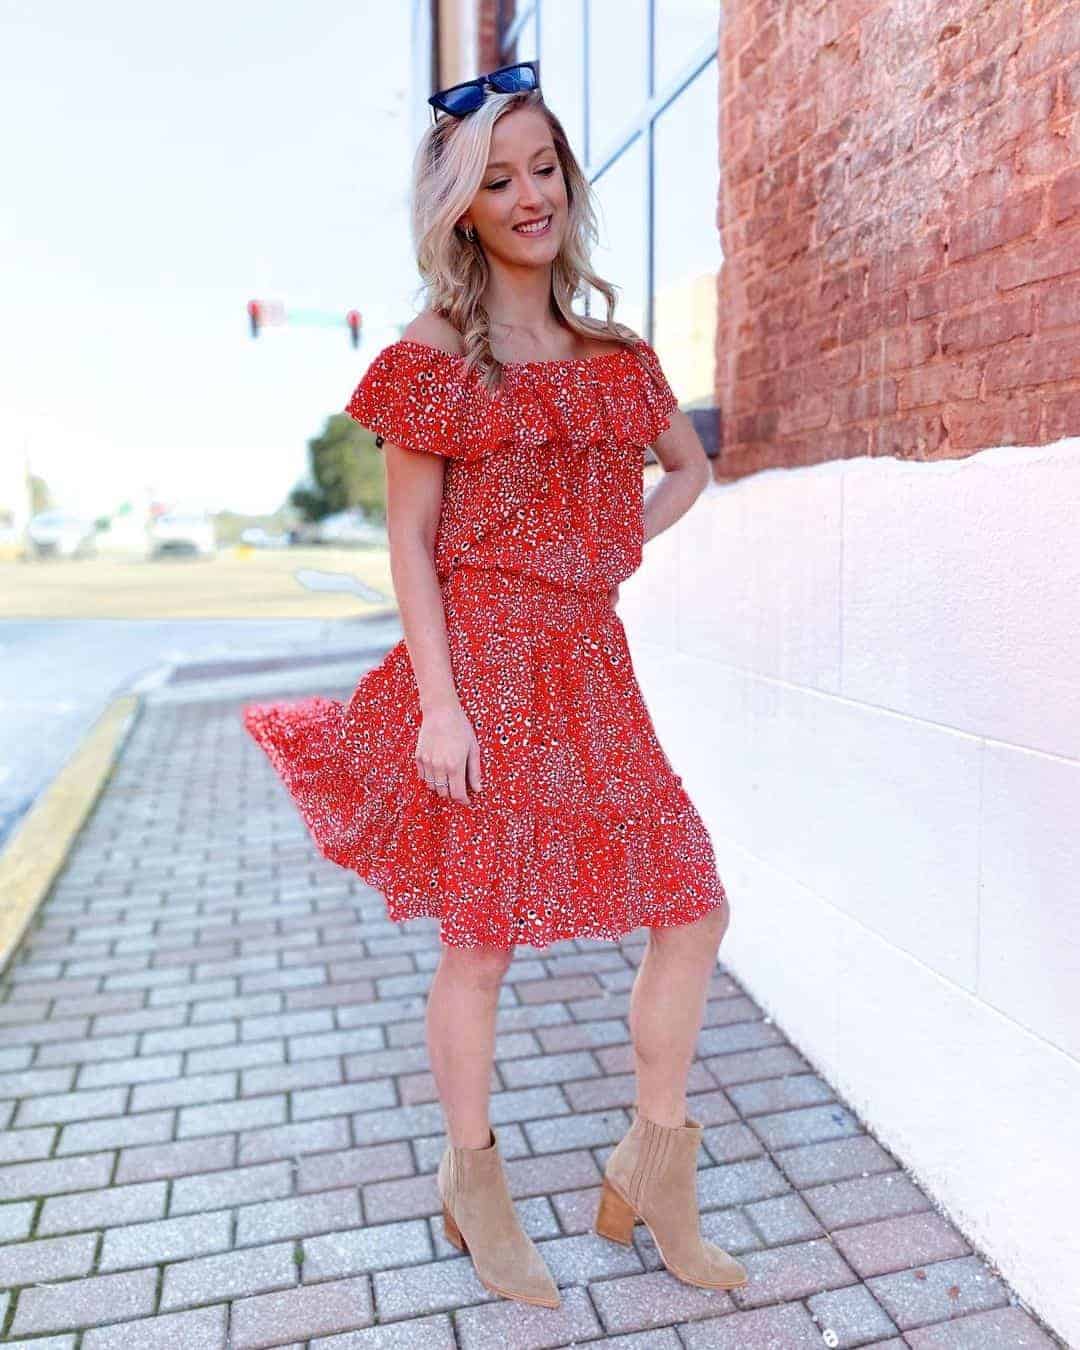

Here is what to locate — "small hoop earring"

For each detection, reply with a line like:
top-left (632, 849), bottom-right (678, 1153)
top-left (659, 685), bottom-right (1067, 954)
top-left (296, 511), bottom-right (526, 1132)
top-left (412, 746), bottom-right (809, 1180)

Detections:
top-left (463, 224), bottom-right (476, 242)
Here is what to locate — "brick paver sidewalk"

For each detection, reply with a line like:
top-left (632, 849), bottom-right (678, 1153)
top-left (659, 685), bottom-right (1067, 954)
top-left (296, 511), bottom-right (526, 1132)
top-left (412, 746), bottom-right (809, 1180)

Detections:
top-left (0, 677), bottom-right (1064, 1349)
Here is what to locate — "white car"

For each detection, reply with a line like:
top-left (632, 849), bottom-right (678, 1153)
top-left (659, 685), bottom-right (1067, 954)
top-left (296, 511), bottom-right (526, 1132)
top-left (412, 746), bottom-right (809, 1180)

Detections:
top-left (313, 510), bottom-right (383, 546)
top-left (27, 511), bottom-right (98, 559)
top-left (149, 512), bottom-right (216, 558)
top-left (240, 526), bottom-right (290, 548)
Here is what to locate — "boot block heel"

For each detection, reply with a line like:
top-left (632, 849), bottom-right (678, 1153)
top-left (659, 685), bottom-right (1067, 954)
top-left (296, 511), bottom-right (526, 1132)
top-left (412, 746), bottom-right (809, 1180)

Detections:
top-left (443, 1204), bottom-right (468, 1252)
top-left (595, 1177), bottom-right (636, 1245)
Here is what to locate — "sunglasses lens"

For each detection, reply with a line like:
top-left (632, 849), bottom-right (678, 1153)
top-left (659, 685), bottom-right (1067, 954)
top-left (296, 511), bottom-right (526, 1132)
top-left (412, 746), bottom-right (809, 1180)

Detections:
top-left (490, 64), bottom-right (538, 93)
top-left (439, 85), bottom-right (484, 116)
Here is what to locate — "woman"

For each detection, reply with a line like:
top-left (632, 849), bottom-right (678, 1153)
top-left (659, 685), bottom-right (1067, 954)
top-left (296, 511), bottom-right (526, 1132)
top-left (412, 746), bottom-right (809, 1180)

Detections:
top-left (244, 62), bottom-right (748, 1310)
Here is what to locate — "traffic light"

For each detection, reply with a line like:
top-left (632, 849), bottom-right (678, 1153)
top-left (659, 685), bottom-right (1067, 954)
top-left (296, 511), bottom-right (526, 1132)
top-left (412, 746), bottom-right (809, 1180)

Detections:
top-left (246, 300), bottom-right (360, 346)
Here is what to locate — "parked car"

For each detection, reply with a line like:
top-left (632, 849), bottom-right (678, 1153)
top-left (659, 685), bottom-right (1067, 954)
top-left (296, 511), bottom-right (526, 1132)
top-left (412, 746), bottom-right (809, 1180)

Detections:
top-left (312, 510), bottom-right (383, 546)
top-left (148, 512), bottom-right (216, 558)
top-left (26, 511), bottom-right (98, 559)
top-left (240, 526), bottom-right (290, 548)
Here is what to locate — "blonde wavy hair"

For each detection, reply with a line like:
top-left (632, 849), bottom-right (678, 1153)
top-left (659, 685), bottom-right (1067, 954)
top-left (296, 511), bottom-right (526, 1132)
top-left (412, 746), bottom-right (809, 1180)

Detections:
top-left (409, 87), bottom-right (638, 391)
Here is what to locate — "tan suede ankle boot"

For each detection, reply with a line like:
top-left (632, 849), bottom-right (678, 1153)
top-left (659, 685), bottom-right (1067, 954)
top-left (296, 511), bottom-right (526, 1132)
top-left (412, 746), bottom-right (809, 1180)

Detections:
top-left (437, 1125), bottom-right (561, 1309)
top-left (595, 1106), bottom-right (749, 1290)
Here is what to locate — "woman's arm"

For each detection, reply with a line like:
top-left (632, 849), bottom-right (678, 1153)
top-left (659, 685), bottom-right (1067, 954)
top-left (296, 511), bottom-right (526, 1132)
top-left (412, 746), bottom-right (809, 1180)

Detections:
top-left (643, 408), bottom-right (712, 546)
top-left (382, 445), bottom-right (456, 712)
top-left (383, 312), bottom-right (468, 716)
top-left (382, 445), bottom-right (483, 805)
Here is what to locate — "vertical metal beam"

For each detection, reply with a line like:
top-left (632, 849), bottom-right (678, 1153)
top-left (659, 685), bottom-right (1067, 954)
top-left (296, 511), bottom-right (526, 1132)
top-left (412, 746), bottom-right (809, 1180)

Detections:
top-left (583, 0), bottom-right (591, 170)
top-left (645, 0), bottom-right (655, 345)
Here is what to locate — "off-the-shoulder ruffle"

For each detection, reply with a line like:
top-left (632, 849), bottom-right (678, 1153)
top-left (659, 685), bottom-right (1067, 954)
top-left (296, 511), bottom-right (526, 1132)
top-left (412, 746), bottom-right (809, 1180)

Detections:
top-left (344, 337), bottom-right (679, 461)
top-left (633, 339), bottom-right (681, 438)
top-left (506, 338), bottom-right (679, 454)
top-left (344, 341), bottom-right (516, 461)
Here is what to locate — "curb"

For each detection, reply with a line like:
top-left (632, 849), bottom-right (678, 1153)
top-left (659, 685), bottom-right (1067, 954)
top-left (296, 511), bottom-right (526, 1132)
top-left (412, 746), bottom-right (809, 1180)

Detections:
top-left (0, 693), bottom-right (141, 974)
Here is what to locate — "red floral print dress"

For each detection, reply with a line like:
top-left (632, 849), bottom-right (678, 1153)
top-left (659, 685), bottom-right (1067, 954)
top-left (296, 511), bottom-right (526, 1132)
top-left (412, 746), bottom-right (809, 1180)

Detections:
top-left (243, 336), bottom-right (728, 950)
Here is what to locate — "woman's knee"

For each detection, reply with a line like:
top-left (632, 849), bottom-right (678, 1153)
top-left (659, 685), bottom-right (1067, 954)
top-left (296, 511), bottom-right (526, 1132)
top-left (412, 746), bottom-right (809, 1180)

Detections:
top-left (438, 942), bottom-right (515, 990)
top-left (706, 894), bottom-right (732, 942)
top-left (649, 895), bottom-right (731, 955)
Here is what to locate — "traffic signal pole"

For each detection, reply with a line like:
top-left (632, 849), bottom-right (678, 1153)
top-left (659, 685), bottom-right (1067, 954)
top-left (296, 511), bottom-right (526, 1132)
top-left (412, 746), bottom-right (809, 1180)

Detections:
top-left (247, 300), bottom-right (363, 347)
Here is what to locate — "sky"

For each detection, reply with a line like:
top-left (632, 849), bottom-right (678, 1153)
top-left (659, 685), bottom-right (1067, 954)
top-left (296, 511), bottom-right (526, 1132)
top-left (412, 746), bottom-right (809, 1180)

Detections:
top-left (1, 0), bottom-right (417, 517)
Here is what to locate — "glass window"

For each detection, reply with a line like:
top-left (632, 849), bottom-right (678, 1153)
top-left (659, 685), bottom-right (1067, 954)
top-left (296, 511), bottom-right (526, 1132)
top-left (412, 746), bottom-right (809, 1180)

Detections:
top-left (653, 59), bottom-right (720, 414)
top-left (522, 8), bottom-right (539, 59)
top-left (498, 0), bottom-right (517, 34)
top-left (654, 0), bottom-right (722, 92)
top-left (497, 0), bottom-right (722, 456)
top-left (501, 3), bottom-right (538, 63)
top-left (539, 0), bottom-right (585, 156)
top-left (588, 136), bottom-right (647, 340)
top-left (587, 0), bottom-right (647, 162)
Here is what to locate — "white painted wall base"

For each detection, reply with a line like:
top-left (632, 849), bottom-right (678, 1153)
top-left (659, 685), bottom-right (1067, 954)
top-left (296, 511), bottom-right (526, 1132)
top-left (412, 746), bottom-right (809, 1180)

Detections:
top-left (622, 438), bottom-right (1080, 1346)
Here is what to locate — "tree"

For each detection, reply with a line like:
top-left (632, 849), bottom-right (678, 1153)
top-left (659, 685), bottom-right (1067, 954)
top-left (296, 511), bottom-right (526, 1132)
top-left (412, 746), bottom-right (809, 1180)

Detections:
top-left (289, 413), bottom-right (385, 522)
top-left (29, 475), bottom-right (51, 513)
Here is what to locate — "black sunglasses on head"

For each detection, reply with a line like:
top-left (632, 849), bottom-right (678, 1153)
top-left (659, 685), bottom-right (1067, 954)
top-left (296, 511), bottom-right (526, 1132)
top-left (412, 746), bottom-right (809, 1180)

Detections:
top-left (428, 60), bottom-right (541, 124)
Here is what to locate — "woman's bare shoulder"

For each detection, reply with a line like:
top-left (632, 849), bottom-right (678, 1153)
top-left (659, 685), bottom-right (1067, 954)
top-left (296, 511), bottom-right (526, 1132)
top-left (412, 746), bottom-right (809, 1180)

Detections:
top-left (399, 311), bottom-right (465, 357)
top-left (577, 317), bottom-right (645, 354)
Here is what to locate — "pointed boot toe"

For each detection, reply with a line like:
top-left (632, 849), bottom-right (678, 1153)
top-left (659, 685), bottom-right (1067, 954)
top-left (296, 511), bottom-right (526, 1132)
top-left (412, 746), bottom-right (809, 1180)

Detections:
top-left (595, 1107), bottom-right (749, 1291)
top-left (694, 1235), bottom-right (750, 1288)
top-left (438, 1127), bottom-right (561, 1309)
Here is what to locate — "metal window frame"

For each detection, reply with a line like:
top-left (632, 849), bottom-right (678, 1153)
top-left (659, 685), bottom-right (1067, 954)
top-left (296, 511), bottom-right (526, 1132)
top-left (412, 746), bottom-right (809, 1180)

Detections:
top-left (500, 1), bottom-right (716, 352)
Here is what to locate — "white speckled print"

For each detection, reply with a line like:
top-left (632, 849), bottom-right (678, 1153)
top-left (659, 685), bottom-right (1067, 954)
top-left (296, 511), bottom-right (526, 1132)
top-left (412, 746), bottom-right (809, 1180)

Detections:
top-left (243, 336), bottom-right (728, 950)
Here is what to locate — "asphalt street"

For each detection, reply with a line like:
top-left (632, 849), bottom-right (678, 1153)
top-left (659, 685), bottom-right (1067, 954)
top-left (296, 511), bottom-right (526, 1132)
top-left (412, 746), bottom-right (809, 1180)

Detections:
top-left (0, 616), bottom-right (384, 847)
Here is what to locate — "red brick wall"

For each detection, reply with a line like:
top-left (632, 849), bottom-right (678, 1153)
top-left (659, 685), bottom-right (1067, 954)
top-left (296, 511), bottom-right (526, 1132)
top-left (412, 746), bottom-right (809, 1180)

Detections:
top-left (718, 0), bottom-right (1080, 481)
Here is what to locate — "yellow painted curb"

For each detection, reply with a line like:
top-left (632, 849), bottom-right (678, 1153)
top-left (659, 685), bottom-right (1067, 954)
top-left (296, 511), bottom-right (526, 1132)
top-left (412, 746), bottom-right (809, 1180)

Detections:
top-left (0, 693), bottom-right (140, 973)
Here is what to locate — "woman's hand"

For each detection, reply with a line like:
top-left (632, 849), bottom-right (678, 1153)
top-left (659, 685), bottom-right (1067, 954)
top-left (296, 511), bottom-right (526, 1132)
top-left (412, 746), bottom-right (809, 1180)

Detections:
top-left (415, 702), bottom-right (483, 805)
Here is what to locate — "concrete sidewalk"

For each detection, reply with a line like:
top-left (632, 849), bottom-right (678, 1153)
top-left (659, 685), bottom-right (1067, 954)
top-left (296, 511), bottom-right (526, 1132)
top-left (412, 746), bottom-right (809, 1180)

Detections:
top-left (0, 664), bottom-right (1064, 1349)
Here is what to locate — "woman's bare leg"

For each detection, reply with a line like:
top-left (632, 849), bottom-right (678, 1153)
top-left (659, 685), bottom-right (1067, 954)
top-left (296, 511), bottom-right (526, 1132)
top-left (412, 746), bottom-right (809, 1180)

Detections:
top-left (426, 943), bottom-right (515, 1147)
top-left (629, 900), bottom-right (731, 1126)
